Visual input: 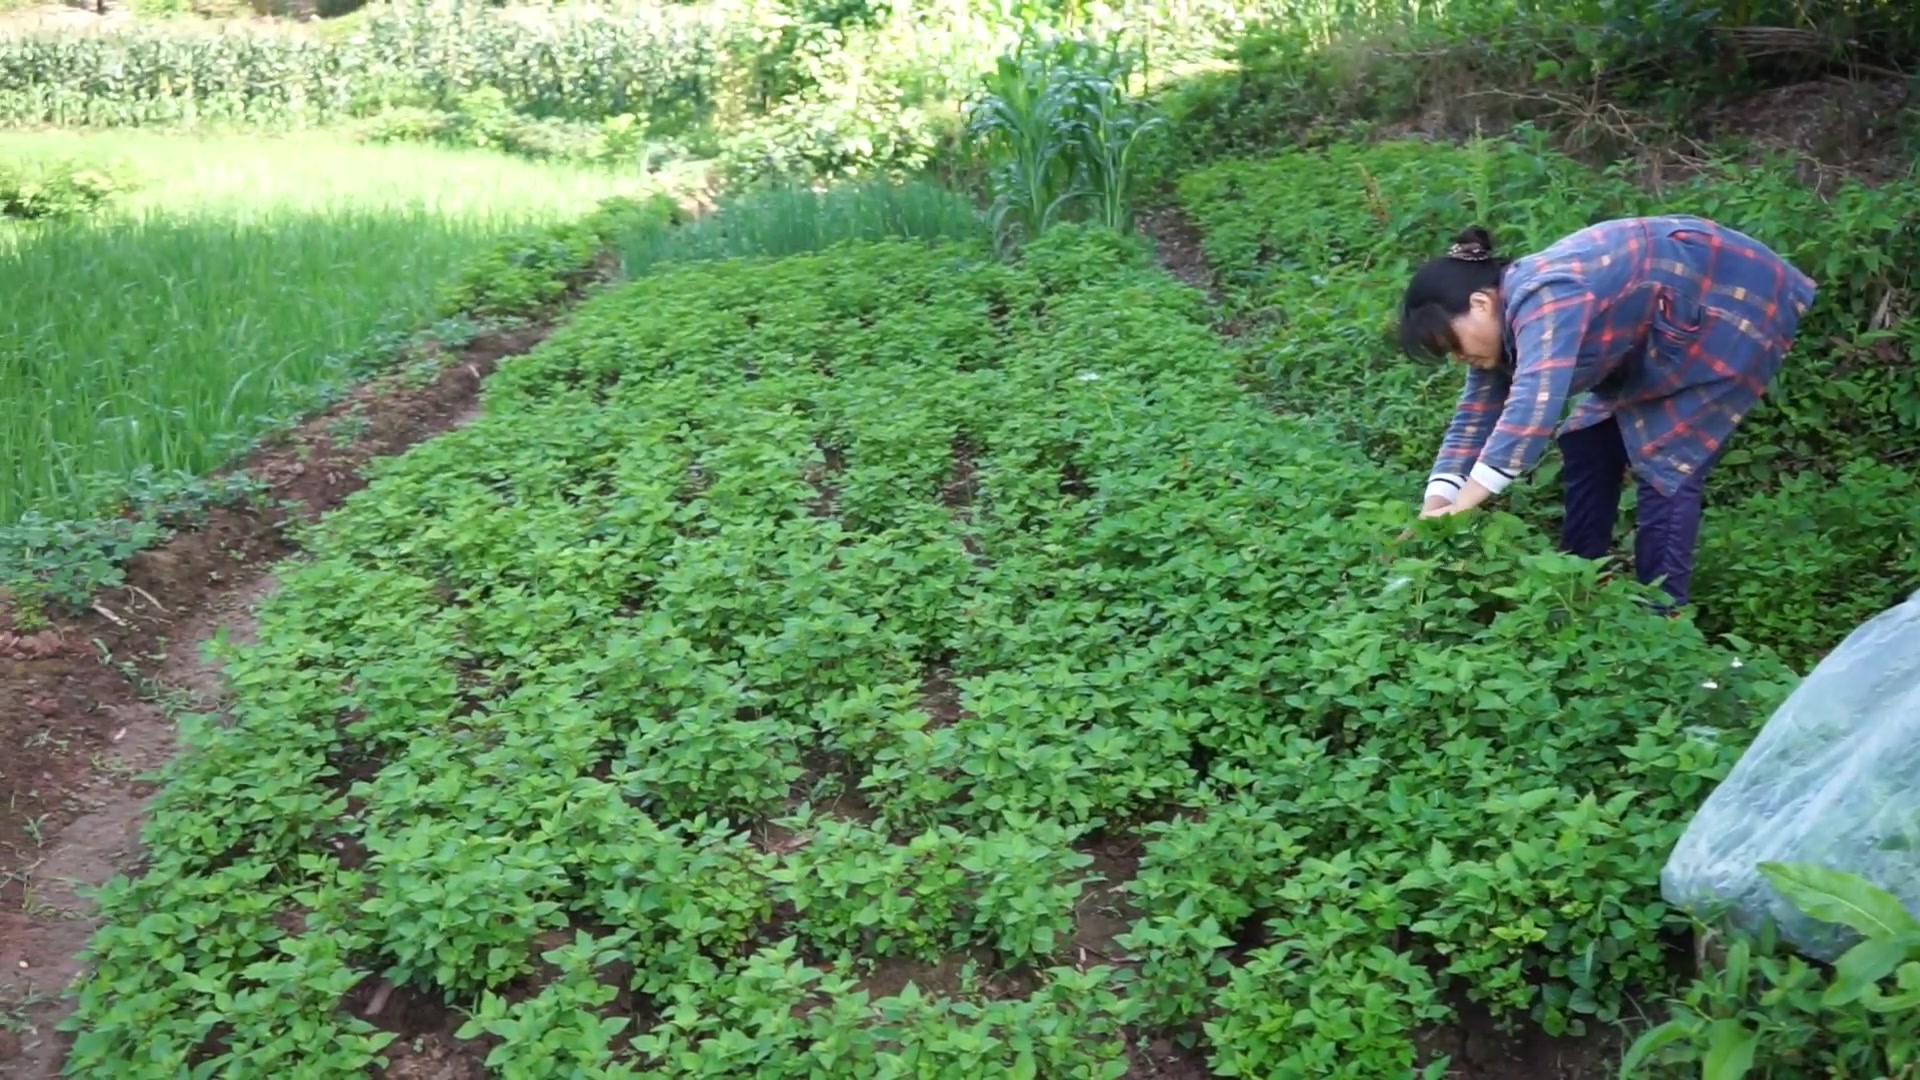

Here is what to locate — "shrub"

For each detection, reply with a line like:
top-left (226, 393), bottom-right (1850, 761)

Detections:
top-left (0, 158), bottom-right (132, 220)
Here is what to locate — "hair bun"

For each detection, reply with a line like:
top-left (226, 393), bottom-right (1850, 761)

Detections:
top-left (1447, 225), bottom-right (1495, 262)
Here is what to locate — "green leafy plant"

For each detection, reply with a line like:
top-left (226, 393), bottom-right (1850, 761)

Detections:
top-left (439, 193), bottom-right (684, 319)
top-left (457, 930), bottom-right (643, 1078)
top-left (0, 157), bottom-right (131, 220)
top-left (49, 211), bottom-right (1858, 1073)
top-left (1624, 864), bottom-right (1920, 1079)
top-left (1177, 134), bottom-right (1920, 668)
top-left (965, 32), bottom-right (1166, 253)
top-left (0, 470), bottom-right (265, 625)
top-left (1207, 928), bottom-right (1454, 1079)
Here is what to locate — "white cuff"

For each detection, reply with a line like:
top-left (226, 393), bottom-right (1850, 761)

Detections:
top-left (1469, 461), bottom-right (1516, 495)
top-left (1424, 473), bottom-right (1465, 503)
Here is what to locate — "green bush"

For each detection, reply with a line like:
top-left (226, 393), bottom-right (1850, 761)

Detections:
top-left (1145, 0), bottom-right (1920, 178)
top-left (359, 94), bottom-right (675, 169)
top-left (0, 158), bottom-right (133, 220)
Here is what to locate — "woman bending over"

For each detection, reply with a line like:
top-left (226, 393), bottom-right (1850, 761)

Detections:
top-left (1401, 216), bottom-right (1816, 610)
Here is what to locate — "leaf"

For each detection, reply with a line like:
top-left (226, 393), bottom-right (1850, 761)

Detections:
top-left (1700, 1018), bottom-right (1757, 1080)
top-left (1758, 862), bottom-right (1920, 938)
top-left (1823, 932), bottom-right (1920, 1007)
top-left (1865, 962), bottom-right (1920, 1012)
top-left (1618, 1019), bottom-right (1692, 1077)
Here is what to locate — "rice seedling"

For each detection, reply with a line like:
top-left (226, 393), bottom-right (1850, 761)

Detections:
top-left (615, 178), bottom-right (987, 277)
top-left (0, 132), bottom-right (646, 524)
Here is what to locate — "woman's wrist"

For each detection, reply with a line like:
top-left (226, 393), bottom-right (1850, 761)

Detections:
top-left (1454, 477), bottom-right (1496, 510)
top-left (1423, 472), bottom-right (1465, 504)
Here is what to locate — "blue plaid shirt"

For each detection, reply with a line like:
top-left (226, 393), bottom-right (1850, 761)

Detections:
top-left (1428, 215), bottom-right (1817, 500)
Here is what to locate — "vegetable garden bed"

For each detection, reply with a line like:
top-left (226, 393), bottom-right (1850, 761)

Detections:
top-left (53, 223), bottom-right (1796, 1076)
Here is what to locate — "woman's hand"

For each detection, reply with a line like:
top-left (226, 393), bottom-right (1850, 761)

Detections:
top-left (1400, 495), bottom-right (1454, 540)
top-left (1434, 477), bottom-right (1496, 516)
top-left (1420, 502), bottom-right (1469, 518)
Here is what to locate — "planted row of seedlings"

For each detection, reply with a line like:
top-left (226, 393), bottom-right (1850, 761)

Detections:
top-left (53, 218), bottom-right (1796, 1076)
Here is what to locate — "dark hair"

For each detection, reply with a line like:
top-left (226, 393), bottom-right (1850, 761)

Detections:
top-left (1398, 226), bottom-right (1513, 361)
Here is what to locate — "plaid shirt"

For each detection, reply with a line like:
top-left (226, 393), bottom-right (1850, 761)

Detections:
top-left (1428, 215), bottom-right (1817, 500)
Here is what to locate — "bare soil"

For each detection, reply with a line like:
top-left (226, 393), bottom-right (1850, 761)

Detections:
top-left (1137, 207), bottom-right (1260, 341)
top-left (0, 322), bottom-right (547, 1078)
top-left (1697, 76), bottom-right (1914, 191)
top-left (1138, 207), bottom-right (1218, 298)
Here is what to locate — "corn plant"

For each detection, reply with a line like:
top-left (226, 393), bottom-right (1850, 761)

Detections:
top-left (1072, 71), bottom-right (1166, 234)
top-left (964, 31), bottom-right (1165, 254)
top-left (966, 49), bottom-right (1087, 253)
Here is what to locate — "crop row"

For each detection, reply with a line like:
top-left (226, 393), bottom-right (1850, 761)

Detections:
top-left (0, 0), bottom-right (1251, 168)
top-left (1178, 135), bottom-right (1920, 668)
top-left (59, 221), bottom-right (1801, 1076)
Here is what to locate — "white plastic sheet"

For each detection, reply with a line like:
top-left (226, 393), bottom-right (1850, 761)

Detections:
top-left (1661, 588), bottom-right (1920, 962)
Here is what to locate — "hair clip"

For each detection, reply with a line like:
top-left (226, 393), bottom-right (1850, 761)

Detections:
top-left (1447, 243), bottom-right (1491, 262)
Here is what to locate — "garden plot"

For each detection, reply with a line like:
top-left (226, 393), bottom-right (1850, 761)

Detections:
top-left (62, 226), bottom-right (1788, 1076)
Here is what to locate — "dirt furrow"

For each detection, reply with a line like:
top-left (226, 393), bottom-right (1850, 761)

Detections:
top-left (0, 323), bottom-right (553, 1077)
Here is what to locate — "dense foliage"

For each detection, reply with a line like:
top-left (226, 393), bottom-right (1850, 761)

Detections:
top-left (15, 0), bottom-right (1920, 1072)
top-left (6, 0), bottom-right (1913, 189)
top-left (0, 157), bottom-right (131, 220)
top-left (1147, 0), bottom-right (1920, 180)
top-left (1177, 134), bottom-right (1920, 668)
top-left (60, 222), bottom-right (1866, 1075)
top-left (0, 0), bottom-right (1235, 181)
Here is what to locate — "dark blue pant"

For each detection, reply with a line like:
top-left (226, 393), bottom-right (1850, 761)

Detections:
top-left (1558, 417), bottom-right (1711, 609)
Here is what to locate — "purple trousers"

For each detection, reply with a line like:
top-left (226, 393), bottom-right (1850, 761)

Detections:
top-left (1558, 416), bottom-right (1714, 609)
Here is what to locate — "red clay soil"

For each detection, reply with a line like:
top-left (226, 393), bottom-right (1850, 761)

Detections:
top-left (0, 322), bottom-right (547, 1077)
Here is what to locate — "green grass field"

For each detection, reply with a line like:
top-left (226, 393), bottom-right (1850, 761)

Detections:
top-left (0, 132), bottom-right (647, 524)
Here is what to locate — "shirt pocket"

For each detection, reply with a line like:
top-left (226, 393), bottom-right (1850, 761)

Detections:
top-left (1651, 287), bottom-right (1706, 355)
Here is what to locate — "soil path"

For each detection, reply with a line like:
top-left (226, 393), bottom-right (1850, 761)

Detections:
top-left (0, 323), bottom-right (548, 1077)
